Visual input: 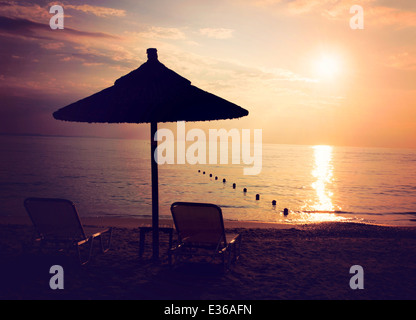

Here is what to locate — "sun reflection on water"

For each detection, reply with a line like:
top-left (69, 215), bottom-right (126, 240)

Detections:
top-left (297, 145), bottom-right (346, 223)
top-left (311, 145), bottom-right (334, 212)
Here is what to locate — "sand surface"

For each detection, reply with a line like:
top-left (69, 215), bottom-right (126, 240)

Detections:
top-left (1, 217), bottom-right (416, 300)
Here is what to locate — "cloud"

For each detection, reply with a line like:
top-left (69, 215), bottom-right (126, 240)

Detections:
top-left (0, 1), bottom-right (50, 23)
top-left (385, 51), bottom-right (416, 70)
top-left (135, 26), bottom-right (186, 40)
top-left (249, 0), bottom-right (282, 7)
top-left (0, 1), bottom-right (126, 24)
top-left (248, 0), bottom-right (416, 28)
top-left (0, 15), bottom-right (134, 92)
top-left (161, 48), bottom-right (322, 111)
top-left (367, 6), bottom-right (416, 28)
top-left (0, 16), bottom-right (119, 41)
top-left (199, 28), bottom-right (234, 39)
top-left (261, 67), bottom-right (318, 83)
top-left (286, 0), bottom-right (323, 14)
top-left (40, 41), bottom-right (65, 50)
top-left (64, 4), bottom-right (126, 17)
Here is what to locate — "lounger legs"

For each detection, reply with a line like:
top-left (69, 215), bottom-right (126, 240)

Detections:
top-left (76, 237), bottom-right (94, 266)
top-left (232, 235), bottom-right (242, 263)
top-left (223, 235), bottom-right (242, 270)
top-left (77, 228), bottom-right (113, 265)
top-left (99, 228), bottom-right (113, 253)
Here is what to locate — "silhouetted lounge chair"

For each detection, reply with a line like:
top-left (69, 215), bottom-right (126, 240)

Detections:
top-left (169, 202), bottom-right (241, 269)
top-left (24, 197), bottom-right (112, 265)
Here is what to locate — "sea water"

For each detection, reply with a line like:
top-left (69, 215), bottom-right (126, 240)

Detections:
top-left (1, 135), bottom-right (416, 226)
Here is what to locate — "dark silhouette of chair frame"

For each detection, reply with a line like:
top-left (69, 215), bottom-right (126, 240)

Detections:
top-left (24, 197), bottom-right (112, 265)
top-left (169, 202), bottom-right (241, 269)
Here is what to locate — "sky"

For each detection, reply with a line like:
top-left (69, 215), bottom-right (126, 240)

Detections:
top-left (0, 0), bottom-right (415, 148)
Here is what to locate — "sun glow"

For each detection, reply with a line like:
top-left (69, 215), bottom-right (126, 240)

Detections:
top-left (314, 55), bottom-right (341, 79)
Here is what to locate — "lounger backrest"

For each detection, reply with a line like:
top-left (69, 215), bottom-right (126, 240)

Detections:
top-left (24, 198), bottom-right (86, 241)
top-left (171, 202), bottom-right (227, 246)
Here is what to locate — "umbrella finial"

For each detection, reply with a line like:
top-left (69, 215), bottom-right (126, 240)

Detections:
top-left (147, 48), bottom-right (158, 61)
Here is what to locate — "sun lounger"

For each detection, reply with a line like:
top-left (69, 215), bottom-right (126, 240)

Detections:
top-left (169, 202), bottom-right (241, 269)
top-left (24, 197), bottom-right (112, 265)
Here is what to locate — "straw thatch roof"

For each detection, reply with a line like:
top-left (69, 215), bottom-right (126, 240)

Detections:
top-left (53, 49), bottom-right (249, 124)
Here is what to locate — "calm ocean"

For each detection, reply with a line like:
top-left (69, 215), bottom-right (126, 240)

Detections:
top-left (1, 135), bottom-right (416, 226)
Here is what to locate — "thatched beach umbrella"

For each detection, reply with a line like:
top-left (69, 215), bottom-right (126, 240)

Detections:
top-left (53, 48), bottom-right (249, 260)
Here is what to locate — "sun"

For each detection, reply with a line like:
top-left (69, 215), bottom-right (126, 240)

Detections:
top-left (314, 55), bottom-right (340, 79)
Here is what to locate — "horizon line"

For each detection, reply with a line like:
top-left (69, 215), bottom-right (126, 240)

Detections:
top-left (1, 132), bottom-right (415, 151)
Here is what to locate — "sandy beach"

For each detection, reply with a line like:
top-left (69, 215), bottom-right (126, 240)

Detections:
top-left (1, 216), bottom-right (416, 300)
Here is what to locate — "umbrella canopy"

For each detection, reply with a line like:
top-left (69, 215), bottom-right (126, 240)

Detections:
top-left (53, 48), bottom-right (248, 123)
top-left (53, 48), bottom-right (249, 260)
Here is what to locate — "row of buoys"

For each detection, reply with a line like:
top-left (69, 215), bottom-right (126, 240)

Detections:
top-left (197, 169), bottom-right (290, 215)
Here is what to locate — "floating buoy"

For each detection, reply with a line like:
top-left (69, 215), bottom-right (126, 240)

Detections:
top-left (223, 178), bottom-right (226, 183)
top-left (243, 188), bottom-right (247, 193)
top-left (283, 208), bottom-right (289, 216)
top-left (233, 183), bottom-right (236, 189)
top-left (272, 200), bottom-right (277, 206)
top-left (256, 194), bottom-right (260, 200)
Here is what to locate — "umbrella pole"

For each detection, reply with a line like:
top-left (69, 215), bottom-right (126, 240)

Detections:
top-left (151, 121), bottom-right (159, 261)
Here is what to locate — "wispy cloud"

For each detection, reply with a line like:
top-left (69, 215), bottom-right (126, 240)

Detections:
top-left (0, 1), bottom-right (126, 22)
top-left (261, 67), bottom-right (318, 83)
top-left (134, 26), bottom-right (186, 40)
top-left (248, 0), bottom-right (416, 28)
top-left (64, 4), bottom-right (126, 18)
top-left (199, 28), bottom-right (234, 39)
top-left (0, 1), bottom-right (49, 22)
top-left (385, 50), bottom-right (416, 70)
top-left (0, 16), bottom-right (119, 41)
top-left (366, 6), bottom-right (416, 28)
top-left (39, 42), bottom-right (65, 50)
